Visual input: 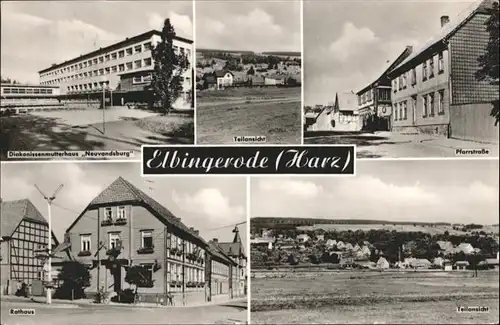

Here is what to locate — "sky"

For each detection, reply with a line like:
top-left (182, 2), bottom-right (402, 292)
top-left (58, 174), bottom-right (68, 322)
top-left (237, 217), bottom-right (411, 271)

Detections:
top-left (251, 159), bottom-right (499, 225)
top-left (303, 0), bottom-right (480, 106)
top-left (1, 1), bottom-right (193, 84)
top-left (1, 162), bottom-right (247, 247)
top-left (196, 0), bottom-right (301, 52)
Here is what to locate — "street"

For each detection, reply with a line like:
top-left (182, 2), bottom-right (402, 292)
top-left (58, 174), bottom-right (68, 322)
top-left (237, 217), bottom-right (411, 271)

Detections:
top-left (304, 131), bottom-right (499, 158)
top-left (1, 300), bottom-right (247, 325)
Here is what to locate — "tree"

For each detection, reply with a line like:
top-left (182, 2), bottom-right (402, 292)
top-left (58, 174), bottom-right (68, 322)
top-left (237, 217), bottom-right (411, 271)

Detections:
top-left (54, 261), bottom-right (91, 300)
top-left (125, 265), bottom-right (154, 293)
top-left (475, 2), bottom-right (499, 125)
top-left (247, 66), bottom-right (255, 75)
top-left (151, 18), bottom-right (190, 115)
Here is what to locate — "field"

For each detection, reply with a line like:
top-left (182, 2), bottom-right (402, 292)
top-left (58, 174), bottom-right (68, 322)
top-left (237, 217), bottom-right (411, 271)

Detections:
top-left (297, 223), bottom-right (500, 236)
top-left (251, 270), bottom-right (500, 324)
top-left (196, 87), bottom-right (301, 144)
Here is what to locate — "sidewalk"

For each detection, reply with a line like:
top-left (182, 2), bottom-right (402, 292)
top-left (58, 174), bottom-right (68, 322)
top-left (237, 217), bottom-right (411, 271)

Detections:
top-left (0, 295), bottom-right (247, 309)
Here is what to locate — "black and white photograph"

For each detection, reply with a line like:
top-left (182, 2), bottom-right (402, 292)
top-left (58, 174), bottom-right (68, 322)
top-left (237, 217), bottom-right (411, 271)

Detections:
top-left (303, 0), bottom-right (499, 158)
top-left (249, 160), bottom-right (499, 324)
top-left (0, 162), bottom-right (248, 325)
top-left (0, 1), bottom-right (195, 160)
top-left (195, 0), bottom-right (302, 145)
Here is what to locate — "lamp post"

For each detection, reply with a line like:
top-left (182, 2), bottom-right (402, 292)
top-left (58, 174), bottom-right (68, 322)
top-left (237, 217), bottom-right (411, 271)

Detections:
top-left (35, 184), bottom-right (64, 305)
top-left (102, 81), bottom-right (107, 134)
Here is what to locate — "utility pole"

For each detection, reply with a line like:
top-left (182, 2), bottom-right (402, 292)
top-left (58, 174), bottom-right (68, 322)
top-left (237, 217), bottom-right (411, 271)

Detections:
top-left (102, 82), bottom-right (106, 134)
top-left (35, 184), bottom-right (64, 305)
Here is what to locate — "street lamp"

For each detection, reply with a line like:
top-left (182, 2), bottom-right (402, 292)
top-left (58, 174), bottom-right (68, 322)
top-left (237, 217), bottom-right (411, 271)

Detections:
top-left (102, 81), bottom-right (108, 134)
top-left (35, 184), bottom-right (64, 305)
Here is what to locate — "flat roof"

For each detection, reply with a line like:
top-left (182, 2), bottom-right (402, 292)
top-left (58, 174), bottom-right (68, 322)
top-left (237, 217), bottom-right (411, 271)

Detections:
top-left (39, 30), bottom-right (193, 74)
top-left (1, 83), bottom-right (59, 88)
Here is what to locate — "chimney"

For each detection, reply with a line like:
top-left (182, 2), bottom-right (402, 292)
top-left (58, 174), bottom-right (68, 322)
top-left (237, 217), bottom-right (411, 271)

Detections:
top-left (189, 227), bottom-right (195, 231)
top-left (440, 16), bottom-right (450, 28)
top-left (194, 230), bottom-right (199, 235)
top-left (212, 238), bottom-right (218, 243)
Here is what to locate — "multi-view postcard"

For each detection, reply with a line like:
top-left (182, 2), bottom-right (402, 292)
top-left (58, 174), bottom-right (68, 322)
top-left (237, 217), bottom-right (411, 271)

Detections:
top-left (195, 0), bottom-right (302, 145)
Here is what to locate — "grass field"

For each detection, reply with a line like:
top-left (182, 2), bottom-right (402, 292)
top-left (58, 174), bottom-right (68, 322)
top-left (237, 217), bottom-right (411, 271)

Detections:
top-left (196, 87), bottom-right (301, 144)
top-left (251, 270), bottom-right (499, 324)
top-left (297, 224), bottom-right (500, 236)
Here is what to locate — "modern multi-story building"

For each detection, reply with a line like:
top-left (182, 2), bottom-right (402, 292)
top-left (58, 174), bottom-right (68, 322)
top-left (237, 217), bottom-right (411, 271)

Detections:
top-left (0, 199), bottom-right (64, 295)
top-left (38, 30), bottom-right (193, 109)
top-left (356, 47), bottom-right (413, 131)
top-left (0, 83), bottom-right (62, 114)
top-left (216, 227), bottom-right (247, 298)
top-left (387, 0), bottom-right (499, 142)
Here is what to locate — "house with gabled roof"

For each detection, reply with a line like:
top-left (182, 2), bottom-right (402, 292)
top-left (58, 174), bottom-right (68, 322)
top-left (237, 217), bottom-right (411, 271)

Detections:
top-left (64, 177), bottom-right (233, 305)
top-left (214, 69), bottom-right (234, 89)
top-left (1, 199), bottom-right (70, 295)
top-left (357, 46), bottom-right (413, 131)
top-left (458, 243), bottom-right (475, 254)
top-left (215, 226), bottom-right (247, 298)
top-left (376, 257), bottom-right (390, 269)
top-left (387, 0), bottom-right (499, 143)
top-left (207, 238), bottom-right (237, 302)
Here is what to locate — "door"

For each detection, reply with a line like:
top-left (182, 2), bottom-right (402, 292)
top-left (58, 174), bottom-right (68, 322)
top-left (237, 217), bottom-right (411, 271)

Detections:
top-left (113, 266), bottom-right (122, 292)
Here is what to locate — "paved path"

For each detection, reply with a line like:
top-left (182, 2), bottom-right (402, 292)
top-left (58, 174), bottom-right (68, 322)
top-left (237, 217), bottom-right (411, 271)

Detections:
top-left (304, 132), bottom-right (499, 159)
top-left (30, 107), bottom-right (158, 127)
top-left (1, 299), bottom-right (247, 325)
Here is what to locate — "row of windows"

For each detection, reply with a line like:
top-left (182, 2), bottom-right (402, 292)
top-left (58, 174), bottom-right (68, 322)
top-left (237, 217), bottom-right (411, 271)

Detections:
top-left (2, 88), bottom-right (54, 95)
top-left (393, 89), bottom-right (445, 121)
top-left (394, 51), bottom-right (445, 92)
top-left (10, 256), bottom-right (43, 266)
top-left (80, 230), bottom-right (203, 254)
top-left (212, 260), bottom-right (229, 277)
top-left (166, 263), bottom-right (204, 283)
top-left (41, 58), bottom-right (153, 86)
top-left (66, 75), bottom-right (191, 92)
top-left (40, 43), bottom-right (191, 83)
top-left (358, 88), bottom-right (391, 105)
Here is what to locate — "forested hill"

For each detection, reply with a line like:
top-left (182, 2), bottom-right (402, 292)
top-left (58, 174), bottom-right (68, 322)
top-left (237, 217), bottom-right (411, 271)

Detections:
top-left (251, 217), bottom-right (452, 227)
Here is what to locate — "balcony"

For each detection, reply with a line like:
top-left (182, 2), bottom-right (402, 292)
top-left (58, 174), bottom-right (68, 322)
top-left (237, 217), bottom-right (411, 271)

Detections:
top-left (137, 246), bottom-right (154, 255)
top-left (78, 250), bottom-right (92, 257)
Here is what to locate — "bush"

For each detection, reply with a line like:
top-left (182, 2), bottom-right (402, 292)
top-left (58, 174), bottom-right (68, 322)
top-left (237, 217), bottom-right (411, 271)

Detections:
top-left (111, 289), bottom-right (136, 304)
top-left (54, 261), bottom-right (91, 300)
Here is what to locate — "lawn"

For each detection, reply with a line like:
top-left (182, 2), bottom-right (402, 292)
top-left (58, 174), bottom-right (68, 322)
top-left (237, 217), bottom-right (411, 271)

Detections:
top-left (0, 113), bottom-right (193, 160)
top-left (251, 270), bottom-right (499, 324)
top-left (196, 87), bottom-right (301, 144)
top-left (197, 86), bottom-right (300, 102)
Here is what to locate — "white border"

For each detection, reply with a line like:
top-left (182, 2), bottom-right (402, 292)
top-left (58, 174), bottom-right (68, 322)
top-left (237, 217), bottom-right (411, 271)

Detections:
top-left (246, 175), bottom-right (252, 325)
top-left (140, 143), bottom-right (357, 177)
top-left (193, 0), bottom-right (198, 145)
top-left (300, 0), bottom-right (305, 145)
